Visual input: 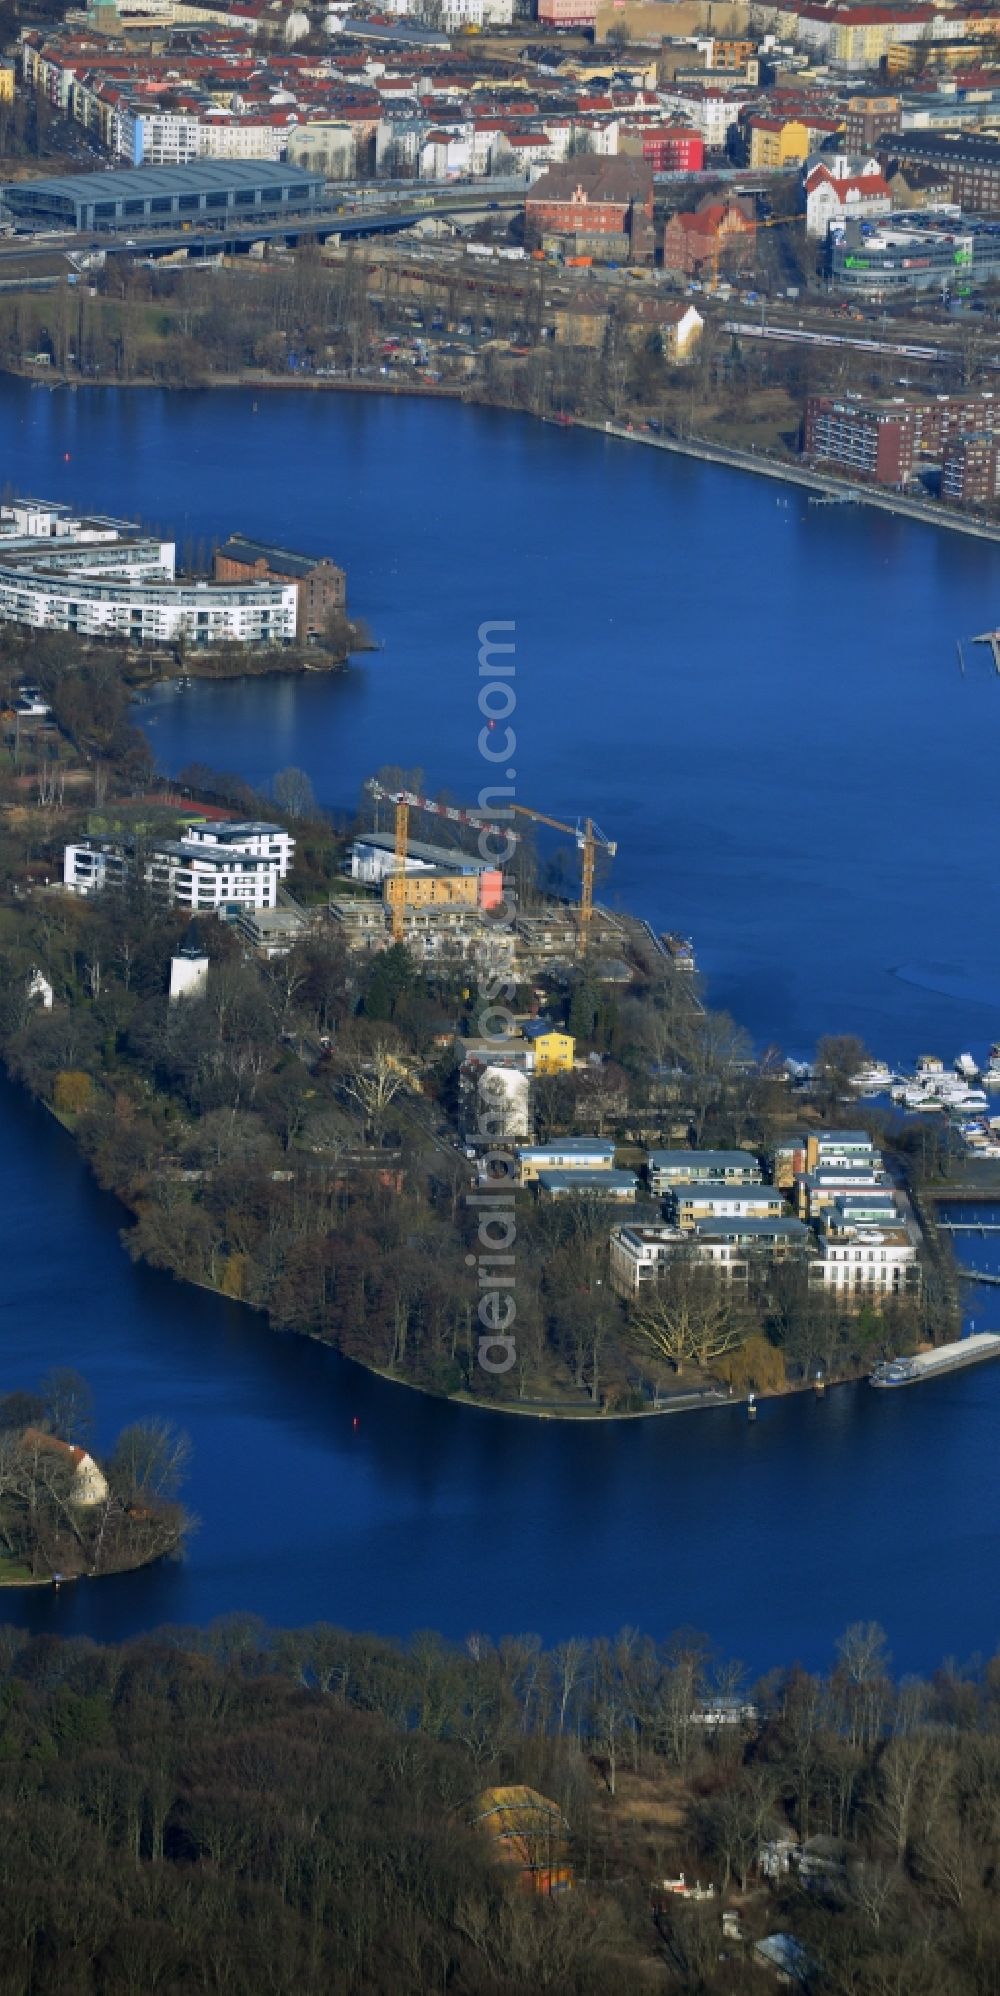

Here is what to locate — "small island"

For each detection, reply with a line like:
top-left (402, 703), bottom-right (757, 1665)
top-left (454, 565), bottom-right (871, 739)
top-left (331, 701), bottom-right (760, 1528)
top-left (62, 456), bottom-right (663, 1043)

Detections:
top-left (0, 1370), bottom-right (192, 1586)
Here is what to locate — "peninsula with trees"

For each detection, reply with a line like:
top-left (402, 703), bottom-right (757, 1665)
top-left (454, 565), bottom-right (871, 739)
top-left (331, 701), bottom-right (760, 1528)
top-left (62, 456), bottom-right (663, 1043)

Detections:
top-left (0, 605), bottom-right (961, 1416)
top-left (0, 493), bottom-right (373, 684)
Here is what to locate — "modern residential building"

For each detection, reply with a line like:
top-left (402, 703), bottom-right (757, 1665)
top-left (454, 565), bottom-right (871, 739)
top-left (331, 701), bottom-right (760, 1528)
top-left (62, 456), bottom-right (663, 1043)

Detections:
top-left (942, 432), bottom-right (1000, 507)
top-left (183, 821), bottom-right (295, 875)
top-left (609, 1214), bottom-right (809, 1294)
top-left (647, 1148), bottom-right (762, 1194)
top-left (796, 1164), bottom-right (891, 1220)
top-left (61, 839), bottom-right (131, 897)
top-left (669, 1183), bottom-right (787, 1231)
top-left (537, 1168), bottom-right (638, 1199)
top-left (692, 1216), bottom-right (812, 1279)
top-left (805, 389), bottom-right (1000, 481)
top-left (802, 395), bottom-right (916, 485)
top-left (808, 1217), bottom-right (921, 1294)
top-left (0, 501), bottom-right (297, 647)
top-left (517, 1137), bottom-right (615, 1185)
top-left (609, 1222), bottom-right (684, 1296)
top-left (805, 1130), bottom-right (879, 1172)
top-left (63, 820), bottom-right (294, 914)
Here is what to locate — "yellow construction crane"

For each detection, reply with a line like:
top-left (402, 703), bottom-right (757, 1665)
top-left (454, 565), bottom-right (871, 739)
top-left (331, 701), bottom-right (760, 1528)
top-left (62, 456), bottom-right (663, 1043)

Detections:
top-left (364, 783), bottom-right (616, 948)
top-left (366, 782), bottom-right (522, 942)
top-left (510, 805), bottom-right (616, 942)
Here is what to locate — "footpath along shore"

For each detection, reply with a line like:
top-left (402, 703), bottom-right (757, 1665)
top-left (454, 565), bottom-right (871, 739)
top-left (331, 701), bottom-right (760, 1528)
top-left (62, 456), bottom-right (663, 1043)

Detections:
top-left (591, 420), bottom-right (1000, 545)
top-left (12, 361), bottom-right (1000, 543)
top-left (13, 361), bottom-right (998, 542)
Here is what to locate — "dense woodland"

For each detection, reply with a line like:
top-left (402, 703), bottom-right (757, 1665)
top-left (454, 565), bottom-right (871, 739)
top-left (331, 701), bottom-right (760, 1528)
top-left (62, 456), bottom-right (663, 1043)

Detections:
top-left (0, 1618), bottom-right (996, 1992)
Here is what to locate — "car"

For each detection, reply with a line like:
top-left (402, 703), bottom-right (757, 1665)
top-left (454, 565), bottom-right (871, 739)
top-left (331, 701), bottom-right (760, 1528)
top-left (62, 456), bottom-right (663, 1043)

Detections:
top-left (125, 239), bottom-right (136, 248)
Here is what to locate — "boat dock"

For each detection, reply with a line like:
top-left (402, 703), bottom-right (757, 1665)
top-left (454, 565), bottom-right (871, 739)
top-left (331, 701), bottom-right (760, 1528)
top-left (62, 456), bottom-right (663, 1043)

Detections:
top-left (870, 1332), bottom-right (1000, 1388)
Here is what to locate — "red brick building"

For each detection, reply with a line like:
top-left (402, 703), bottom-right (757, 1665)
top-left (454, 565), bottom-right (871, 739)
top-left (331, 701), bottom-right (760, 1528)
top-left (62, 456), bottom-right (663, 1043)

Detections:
top-left (213, 537), bottom-right (346, 640)
top-left (803, 397), bottom-right (916, 484)
top-left (662, 196), bottom-right (755, 278)
top-left (942, 433), bottom-right (1000, 507)
top-left (805, 391), bottom-right (1000, 491)
top-left (524, 156), bottom-right (655, 262)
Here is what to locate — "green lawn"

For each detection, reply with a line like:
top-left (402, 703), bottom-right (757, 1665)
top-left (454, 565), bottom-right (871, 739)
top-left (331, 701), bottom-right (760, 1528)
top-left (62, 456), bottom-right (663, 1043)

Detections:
top-left (0, 1556), bottom-right (39, 1586)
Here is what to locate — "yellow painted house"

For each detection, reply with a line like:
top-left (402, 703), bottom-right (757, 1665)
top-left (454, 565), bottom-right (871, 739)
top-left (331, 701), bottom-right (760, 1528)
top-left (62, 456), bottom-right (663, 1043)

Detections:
top-left (0, 62), bottom-right (15, 103)
top-left (528, 1029), bottom-right (575, 1075)
top-left (749, 118), bottom-right (810, 170)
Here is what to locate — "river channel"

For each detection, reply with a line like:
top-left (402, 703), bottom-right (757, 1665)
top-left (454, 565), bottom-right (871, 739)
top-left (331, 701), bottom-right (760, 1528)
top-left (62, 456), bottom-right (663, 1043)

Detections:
top-left (3, 378), bottom-right (1000, 1674)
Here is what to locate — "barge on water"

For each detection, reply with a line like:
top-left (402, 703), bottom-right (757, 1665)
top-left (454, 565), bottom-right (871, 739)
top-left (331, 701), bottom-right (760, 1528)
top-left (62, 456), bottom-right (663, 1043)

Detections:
top-left (870, 1332), bottom-right (1000, 1388)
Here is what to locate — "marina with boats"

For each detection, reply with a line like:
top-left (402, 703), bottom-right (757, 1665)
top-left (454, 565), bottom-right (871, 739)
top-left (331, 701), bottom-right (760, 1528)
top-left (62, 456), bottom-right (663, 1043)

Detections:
top-left (848, 1047), bottom-right (1000, 1156)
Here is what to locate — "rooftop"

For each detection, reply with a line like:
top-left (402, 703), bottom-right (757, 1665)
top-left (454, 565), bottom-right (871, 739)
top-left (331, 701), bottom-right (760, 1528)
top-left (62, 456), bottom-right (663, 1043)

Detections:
top-left (519, 1137), bottom-right (615, 1156)
top-left (537, 1169), bottom-right (637, 1191)
top-left (1, 159), bottom-right (323, 204)
top-left (694, 1216), bottom-right (810, 1240)
top-left (216, 536), bottom-right (338, 579)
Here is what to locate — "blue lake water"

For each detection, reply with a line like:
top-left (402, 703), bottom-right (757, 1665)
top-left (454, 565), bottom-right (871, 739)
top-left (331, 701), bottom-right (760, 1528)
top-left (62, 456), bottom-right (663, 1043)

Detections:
top-left (2, 378), bottom-right (1000, 1675)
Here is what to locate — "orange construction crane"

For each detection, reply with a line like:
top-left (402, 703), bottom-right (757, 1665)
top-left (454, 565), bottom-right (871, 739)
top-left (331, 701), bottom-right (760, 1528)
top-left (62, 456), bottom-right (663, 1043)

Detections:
top-left (364, 783), bottom-right (616, 948)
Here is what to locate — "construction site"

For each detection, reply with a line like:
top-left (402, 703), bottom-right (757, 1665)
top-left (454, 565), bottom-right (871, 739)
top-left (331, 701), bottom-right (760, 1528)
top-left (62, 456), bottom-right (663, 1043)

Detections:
top-left (329, 780), bottom-right (691, 982)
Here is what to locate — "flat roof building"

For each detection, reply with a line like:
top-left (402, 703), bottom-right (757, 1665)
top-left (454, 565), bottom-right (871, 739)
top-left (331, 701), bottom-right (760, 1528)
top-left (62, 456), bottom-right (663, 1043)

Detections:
top-left (536, 1169), bottom-right (638, 1200)
top-left (648, 1148), bottom-right (762, 1190)
top-left (0, 160), bottom-right (325, 234)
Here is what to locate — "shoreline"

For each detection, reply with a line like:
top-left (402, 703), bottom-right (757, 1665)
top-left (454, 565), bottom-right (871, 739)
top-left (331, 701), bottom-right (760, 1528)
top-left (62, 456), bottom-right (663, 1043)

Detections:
top-left (591, 420), bottom-right (1000, 545)
top-left (37, 1102), bottom-right (876, 1422)
top-left (11, 363), bottom-right (1000, 546)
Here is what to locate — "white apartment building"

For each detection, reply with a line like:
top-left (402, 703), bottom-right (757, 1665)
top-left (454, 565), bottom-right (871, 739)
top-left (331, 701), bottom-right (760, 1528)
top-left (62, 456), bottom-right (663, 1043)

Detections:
top-left (183, 820), bottom-right (295, 876)
top-left (64, 821), bottom-right (294, 914)
top-left (0, 509), bottom-right (296, 647)
top-left (808, 1220), bottom-right (921, 1296)
top-left (62, 841), bottom-right (131, 897)
top-left (670, 1183), bottom-right (787, 1231)
top-left (610, 1222), bottom-right (683, 1296)
top-left (145, 841), bottom-right (280, 911)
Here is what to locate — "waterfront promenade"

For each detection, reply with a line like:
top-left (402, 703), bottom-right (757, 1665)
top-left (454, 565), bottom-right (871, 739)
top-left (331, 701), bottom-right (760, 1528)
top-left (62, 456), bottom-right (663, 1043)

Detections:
top-left (596, 421), bottom-right (1000, 545)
